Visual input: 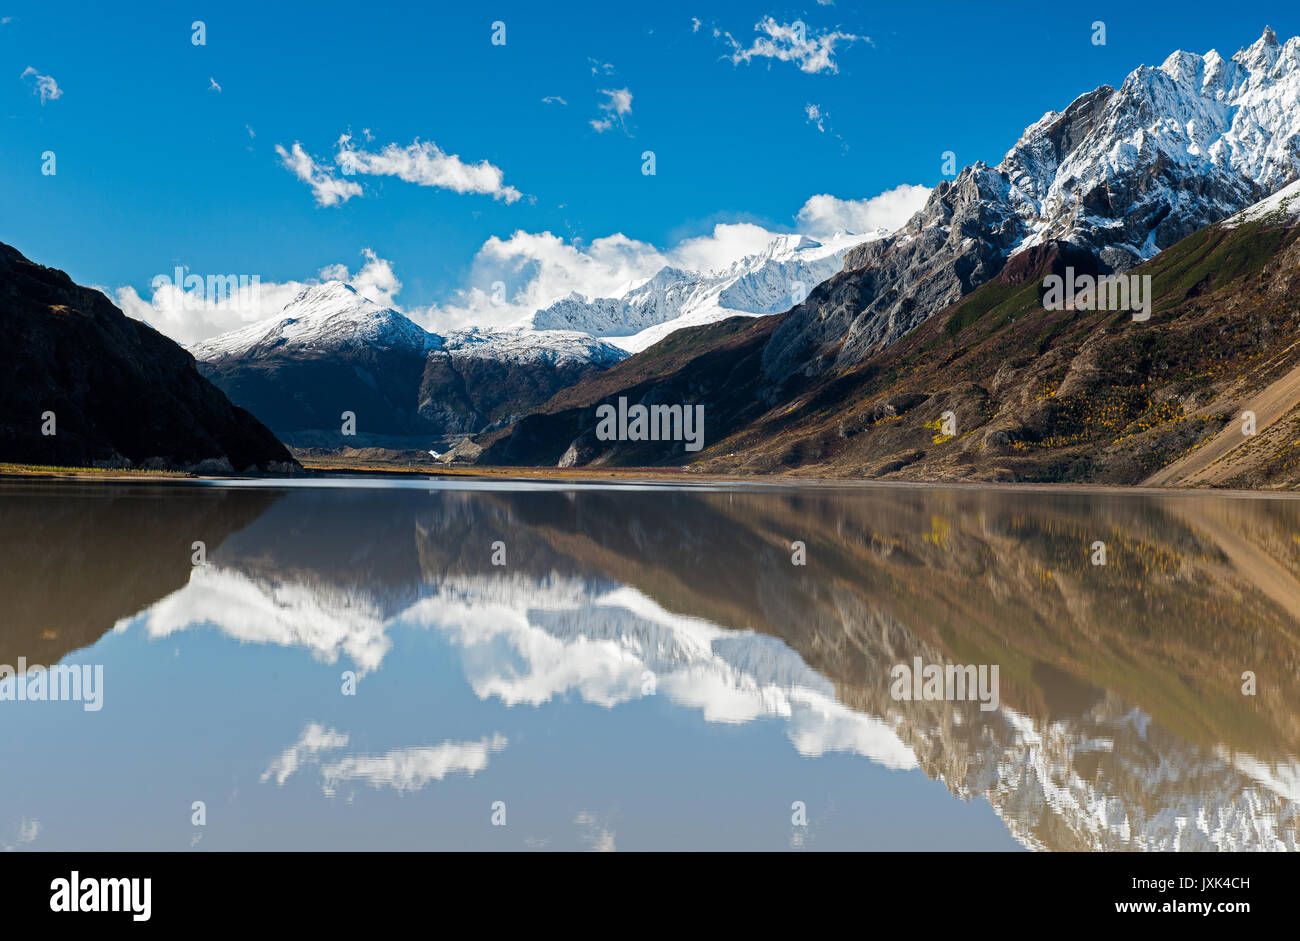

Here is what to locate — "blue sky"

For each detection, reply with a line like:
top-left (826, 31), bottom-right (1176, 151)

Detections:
top-left (2, 1), bottom-right (1298, 340)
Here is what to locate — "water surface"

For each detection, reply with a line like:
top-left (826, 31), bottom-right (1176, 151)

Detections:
top-left (1, 478), bottom-right (1297, 851)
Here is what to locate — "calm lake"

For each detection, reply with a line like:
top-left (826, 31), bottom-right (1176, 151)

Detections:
top-left (1, 477), bottom-right (1296, 851)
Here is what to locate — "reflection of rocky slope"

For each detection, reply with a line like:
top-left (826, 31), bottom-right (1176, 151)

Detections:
top-left (120, 484), bottom-right (1300, 850)
top-left (0, 483), bottom-right (279, 664)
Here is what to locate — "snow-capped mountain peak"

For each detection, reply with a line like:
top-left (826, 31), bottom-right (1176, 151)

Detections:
top-left (762, 27), bottom-right (1300, 379)
top-left (517, 228), bottom-right (889, 353)
top-left (991, 26), bottom-right (1300, 269)
top-left (190, 281), bottom-right (436, 361)
top-left (191, 281), bottom-right (628, 373)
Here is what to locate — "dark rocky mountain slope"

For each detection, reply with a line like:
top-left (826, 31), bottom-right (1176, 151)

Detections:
top-left (0, 241), bottom-right (296, 472)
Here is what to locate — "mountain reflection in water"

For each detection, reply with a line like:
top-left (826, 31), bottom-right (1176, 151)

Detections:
top-left (1, 479), bottom-right (1297, 851)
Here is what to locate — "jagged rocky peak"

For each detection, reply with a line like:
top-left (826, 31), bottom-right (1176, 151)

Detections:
top-left (997, 26), bottom-right (1300, 268)
top-left (762, 27), bottom-right (1300, 385)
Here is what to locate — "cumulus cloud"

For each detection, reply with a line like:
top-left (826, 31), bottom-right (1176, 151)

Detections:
top-left (796, 184), bottom-right (930, 239)
top-left (415, 229), bottom-right (666, 332)
top-left (590, 87), bottom-right (633, 134)
top-left (669, 222), bottom-right (790, 273)
top-left (805, 103), bottom-right (827, 132)
top-left (20, 66), bottom-right (61, 103)
top-left (114, 248), bottom-right (402, 346)
top-left (275, 141), bottom-right (363, 207)
top-left (335, 134), bottom-right (522, 203)
top-left (318, 248), bottom-right (402, 308)
top-left (277, 134), bottom-right (521, 206)
top-left (114, 186), bottom-right (929, 345)
top-left (718, 17), bottom-right (863, 74)
top-left (418, 184), bottom-right (930, 332)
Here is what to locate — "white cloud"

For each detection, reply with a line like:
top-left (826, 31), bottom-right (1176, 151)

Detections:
top-left (542, 95), bottom-right (567, 105)
top-left (275, 141), bottom-right (363, 207)
top-left (590, 87), bottom-right (633, 134)
top-left (335, 135), bottom-right (522, 204)
top-left (208, 77), bottom-right (221, 93)
top-left (419, 185), bottom-right (930, 332)
top-left (113, 187), bottom-right (929, 345)
top-left (805, 103), bottom-right (827, 132)
top-left (669, 222), bottom-right (789, 273)
top-left (416, 229), bottom-right (666, 332)
top-left (318, 248), bottom-right (402, 307)
top-left (114, 249), bottom-right (402, 346)
top-left (796, 185), bottom-right (930, 239)
top-left (20, 66), bottom-right (61, 103)
top-left (277, 135), bottom-right (521, 206)
top-left (719, 17), bottom-right (863, 74)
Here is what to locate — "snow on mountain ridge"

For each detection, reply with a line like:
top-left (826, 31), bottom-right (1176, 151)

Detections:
top-left (190, 282), bottom-right (438, 361)
top-left (994, 26), bottom-right (1300, 266)
top-left (191, 280), bottom-right (627, 369)
top-left (440, 327), bottom-right (627, 368)
top-left (1222, 176), bottom-right (1300, 226)
top-left (520, 228), bottom-right (886, 353)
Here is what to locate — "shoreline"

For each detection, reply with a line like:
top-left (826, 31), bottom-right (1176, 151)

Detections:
top-left (3, 459), bottom-right (1300, 500)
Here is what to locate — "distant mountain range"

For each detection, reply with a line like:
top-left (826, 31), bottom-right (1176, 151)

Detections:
top-left (480, 28), bottom-right (1300, 485)
top-left (189, 230), bottom-right (879, 447)
top-left (518, 230), bottom-right (880, 353)
top-left (191, 281), bottom-right (626, 448)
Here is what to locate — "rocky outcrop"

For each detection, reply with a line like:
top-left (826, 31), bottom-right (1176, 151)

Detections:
top-left (762, 165), bottom-right (1023, 388)
top-left (762, 28), bottom-right (1300, 388)
top-left (0, 241), bottom-right (297, 472)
